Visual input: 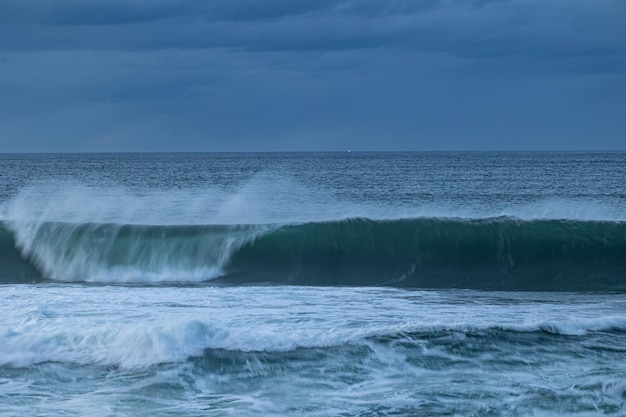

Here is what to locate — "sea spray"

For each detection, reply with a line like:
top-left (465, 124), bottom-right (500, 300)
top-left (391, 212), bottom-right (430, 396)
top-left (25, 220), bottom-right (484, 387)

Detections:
top-left (4, 221), bottom-right (270, 282)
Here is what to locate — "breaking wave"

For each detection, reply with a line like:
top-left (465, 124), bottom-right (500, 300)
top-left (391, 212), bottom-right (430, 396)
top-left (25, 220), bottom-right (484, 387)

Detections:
top-left (1, 217), bottom-right (625, 291)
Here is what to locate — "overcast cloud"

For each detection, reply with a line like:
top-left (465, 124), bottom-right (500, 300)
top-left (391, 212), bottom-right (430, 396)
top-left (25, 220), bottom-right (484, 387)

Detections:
top-left (0, 0), bottom-right (624, 151)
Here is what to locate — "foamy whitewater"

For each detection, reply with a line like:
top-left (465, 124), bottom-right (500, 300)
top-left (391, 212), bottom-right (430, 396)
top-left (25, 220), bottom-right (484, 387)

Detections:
top-left (1, 152), bottom-right (625, 416)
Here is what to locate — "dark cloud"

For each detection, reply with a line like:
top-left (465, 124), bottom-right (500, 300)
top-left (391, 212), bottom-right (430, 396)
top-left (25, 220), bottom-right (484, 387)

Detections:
top-left (2, 0), bottom-right (625, 61)
top-left (0, 0), bottom-right (201, 25)
top-left (0, 0), bottom-right (624, 151)
top-left (0, 0), bottom-right (339, 25)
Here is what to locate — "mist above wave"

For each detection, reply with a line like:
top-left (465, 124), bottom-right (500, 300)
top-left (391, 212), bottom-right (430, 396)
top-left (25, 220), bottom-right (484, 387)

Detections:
top-left (1, 173), bottom-right (624, 226)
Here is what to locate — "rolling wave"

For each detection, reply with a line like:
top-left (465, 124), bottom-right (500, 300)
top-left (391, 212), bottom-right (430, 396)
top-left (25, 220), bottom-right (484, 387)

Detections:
top-left (2, 313), bottom-right (626, 370)
top-left (1, 217), bottom-right (625, 291)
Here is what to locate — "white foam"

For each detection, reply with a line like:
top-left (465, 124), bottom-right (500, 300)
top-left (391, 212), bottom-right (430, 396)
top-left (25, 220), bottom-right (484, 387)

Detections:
top-left (1, 286), bottom-right (624, 369)
top-left (511, 315), bottom-right (626, 336)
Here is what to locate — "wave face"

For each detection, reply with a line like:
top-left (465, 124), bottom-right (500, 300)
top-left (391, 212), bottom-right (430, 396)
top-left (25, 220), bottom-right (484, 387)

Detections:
top-left (0, 225), bottom-right (41, 283)
top-left (225, 217), bottom-right (626, 290)
top-left (2, 217), bottom-right (625, 290)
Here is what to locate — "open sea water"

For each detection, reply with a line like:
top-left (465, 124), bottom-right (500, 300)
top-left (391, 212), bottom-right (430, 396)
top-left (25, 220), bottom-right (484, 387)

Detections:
top-left (0, 152), bottom-right (625, 416)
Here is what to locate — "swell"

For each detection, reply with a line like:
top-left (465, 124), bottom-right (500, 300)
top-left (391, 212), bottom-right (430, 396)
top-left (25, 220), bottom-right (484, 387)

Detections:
top-left (1, 217), bottom-right (626, 290)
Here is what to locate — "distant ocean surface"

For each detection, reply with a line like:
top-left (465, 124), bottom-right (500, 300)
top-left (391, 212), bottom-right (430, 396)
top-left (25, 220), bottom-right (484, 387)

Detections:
top-left (1, 152), bottom-right (625, 416)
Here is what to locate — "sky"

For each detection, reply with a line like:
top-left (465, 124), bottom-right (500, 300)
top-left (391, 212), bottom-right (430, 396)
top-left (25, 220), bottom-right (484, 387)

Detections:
top-left (0, 0), bottom-right (625, 152)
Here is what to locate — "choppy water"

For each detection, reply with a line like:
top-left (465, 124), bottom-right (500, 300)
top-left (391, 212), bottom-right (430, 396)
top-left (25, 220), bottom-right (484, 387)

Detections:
top-left (1, 152), bottom-right (625, 416)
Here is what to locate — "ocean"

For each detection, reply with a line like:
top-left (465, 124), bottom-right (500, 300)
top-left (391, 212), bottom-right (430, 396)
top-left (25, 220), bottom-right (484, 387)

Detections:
top-left (0, 152), bottom-right (625, 416)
